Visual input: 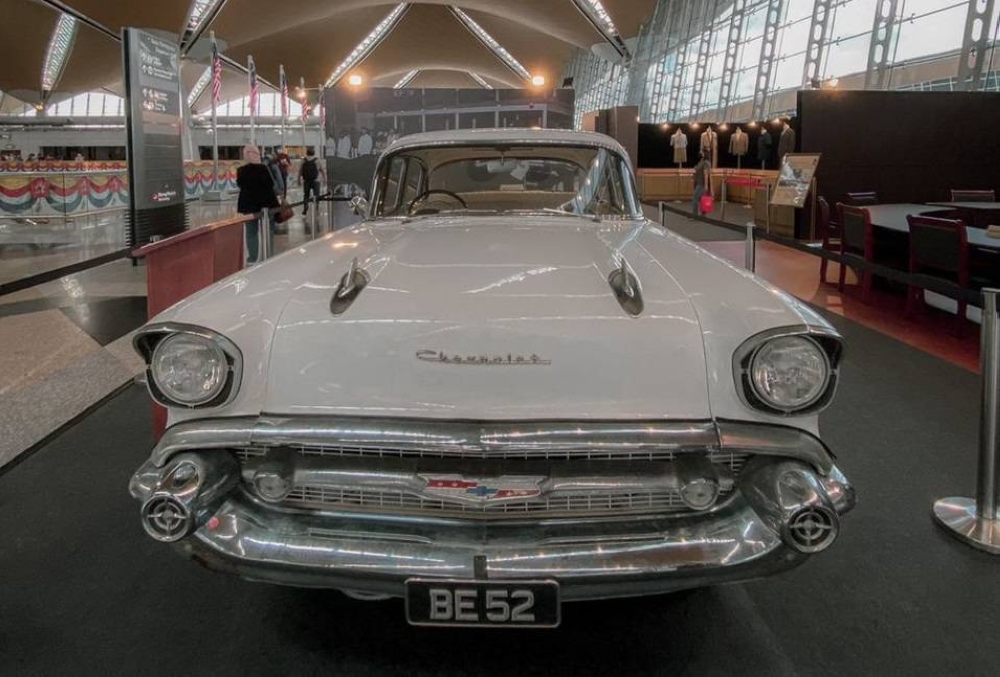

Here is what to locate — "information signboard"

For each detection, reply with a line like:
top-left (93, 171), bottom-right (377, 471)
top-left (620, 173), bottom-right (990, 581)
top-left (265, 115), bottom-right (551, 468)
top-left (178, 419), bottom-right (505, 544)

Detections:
top-left (122, 28), bottom-right (186, 246)
top-left (771, 153), bottom-right (821, 208)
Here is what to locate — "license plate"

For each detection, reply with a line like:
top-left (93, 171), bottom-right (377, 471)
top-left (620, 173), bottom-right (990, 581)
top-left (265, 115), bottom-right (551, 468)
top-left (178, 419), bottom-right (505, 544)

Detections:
top-left (405, 579), bottom-right (560, 628)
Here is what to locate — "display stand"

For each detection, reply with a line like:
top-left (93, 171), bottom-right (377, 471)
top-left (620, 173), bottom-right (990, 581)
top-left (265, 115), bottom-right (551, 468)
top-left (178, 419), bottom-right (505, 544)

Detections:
top-left (933, 288), bottom-right (1000, 554)
top-left (132, 214), bottom-right (253, 436)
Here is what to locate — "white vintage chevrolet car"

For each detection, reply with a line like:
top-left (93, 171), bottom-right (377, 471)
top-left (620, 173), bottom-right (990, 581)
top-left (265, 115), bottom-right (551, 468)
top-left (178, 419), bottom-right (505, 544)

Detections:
top-left (130, 129), bottom-right (853, 628)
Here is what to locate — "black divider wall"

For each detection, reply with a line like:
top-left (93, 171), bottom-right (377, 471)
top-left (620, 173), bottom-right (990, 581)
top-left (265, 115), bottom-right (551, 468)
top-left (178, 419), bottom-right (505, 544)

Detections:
top-left (798, 89), bottom-right (1000, 205)
top-left (637, 119), bottom-right (798, 170)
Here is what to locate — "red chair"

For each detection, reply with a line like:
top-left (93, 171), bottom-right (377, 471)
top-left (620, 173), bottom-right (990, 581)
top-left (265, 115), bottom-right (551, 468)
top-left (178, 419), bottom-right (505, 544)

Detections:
top-left (950, 189), bottom-right (995, 202)
top-left (817, 196), bottom-right (840, 283)
top-left (905, 215), bottom-right (971, 328)
top-left (846, 191), bottom-right (878, 206)
top-left (837, 203), bottom-right (876, 303)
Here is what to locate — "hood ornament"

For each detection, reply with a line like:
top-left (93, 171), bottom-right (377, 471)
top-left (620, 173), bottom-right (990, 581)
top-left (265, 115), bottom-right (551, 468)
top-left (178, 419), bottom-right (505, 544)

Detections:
top-left (330, 257), bottom-right (370, 315)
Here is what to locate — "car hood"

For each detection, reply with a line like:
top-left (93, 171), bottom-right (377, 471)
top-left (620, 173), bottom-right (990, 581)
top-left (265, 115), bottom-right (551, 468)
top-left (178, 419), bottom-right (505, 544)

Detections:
top-left (264, 216), bottom-right (712, 419)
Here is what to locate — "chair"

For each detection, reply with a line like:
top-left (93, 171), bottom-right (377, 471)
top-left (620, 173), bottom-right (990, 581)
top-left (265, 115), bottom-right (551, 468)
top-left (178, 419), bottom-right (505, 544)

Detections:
top-left (950, 189), bottom-right (995, 202)
top-left (817, 196), bottom-right (840, 283)
top-left (837, 203), bottom-right (876, 303)
top-left (905, 215), bottom-right (971, 328)
top-left (846, 191), bottom-right (879, 206)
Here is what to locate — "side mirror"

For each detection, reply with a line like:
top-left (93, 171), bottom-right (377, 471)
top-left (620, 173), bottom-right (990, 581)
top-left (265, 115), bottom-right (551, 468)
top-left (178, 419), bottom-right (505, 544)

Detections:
top-left (350, 196), bottom-right (369, 217)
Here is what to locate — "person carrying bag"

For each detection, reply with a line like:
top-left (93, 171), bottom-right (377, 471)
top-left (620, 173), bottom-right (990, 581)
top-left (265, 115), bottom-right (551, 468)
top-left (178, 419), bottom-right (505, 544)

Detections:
top-left (236, 145), bottom-right (280, 264)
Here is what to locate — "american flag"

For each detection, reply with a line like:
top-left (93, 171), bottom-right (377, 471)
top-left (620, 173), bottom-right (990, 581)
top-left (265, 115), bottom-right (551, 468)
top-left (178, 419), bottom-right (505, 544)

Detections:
top-left (211, 37), bottom-right (222, 103)
top-left (279, 65), bottom-right (288, 118)
top-left (248, 55), bottom-right (259, 117)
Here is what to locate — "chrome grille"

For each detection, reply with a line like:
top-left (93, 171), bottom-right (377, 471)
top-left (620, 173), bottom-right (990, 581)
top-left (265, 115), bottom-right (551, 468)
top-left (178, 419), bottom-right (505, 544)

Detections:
top-left (236, 445), bottom-right (749, 474)
top-left (282, 484), bottom-right (734, 518)
top-left (235, 438), bottom-right (749, 520)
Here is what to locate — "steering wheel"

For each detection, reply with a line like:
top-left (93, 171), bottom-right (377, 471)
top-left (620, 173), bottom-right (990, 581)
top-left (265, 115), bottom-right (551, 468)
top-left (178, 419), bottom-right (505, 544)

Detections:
top-left (408, 189), bottom-right (468, 214)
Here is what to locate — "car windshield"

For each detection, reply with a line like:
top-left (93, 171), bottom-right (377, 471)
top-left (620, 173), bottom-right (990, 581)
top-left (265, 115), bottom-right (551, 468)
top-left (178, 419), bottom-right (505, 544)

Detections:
top-left (371, 144), bottom-right (638, 218)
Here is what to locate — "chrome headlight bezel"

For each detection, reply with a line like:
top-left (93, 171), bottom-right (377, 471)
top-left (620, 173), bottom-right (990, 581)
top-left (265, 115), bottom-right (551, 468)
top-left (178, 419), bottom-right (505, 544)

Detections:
top-left (733, 326), bottom-right (842, 416)
top-left (133, 323), bottom-right (243, 409)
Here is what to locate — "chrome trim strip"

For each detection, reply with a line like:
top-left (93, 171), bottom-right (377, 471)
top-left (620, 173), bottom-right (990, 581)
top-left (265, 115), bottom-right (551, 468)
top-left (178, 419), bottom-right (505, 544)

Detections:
top-left (149, 416), bottom-right (835, 472)
top-left (174, 493), bottom-right (808, 600)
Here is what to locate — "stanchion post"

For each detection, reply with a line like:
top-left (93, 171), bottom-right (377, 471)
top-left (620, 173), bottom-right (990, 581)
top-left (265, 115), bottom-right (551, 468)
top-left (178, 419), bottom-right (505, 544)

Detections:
top-left (745, 222), bottom-right (755, 273)
top-left (311, 194), bottom-right (319, 239)
top-left (259, 210), bottom-right (272, 261)
top-left (932, 288), bottom-right (1000, 554)
top-left (659, 201), bottom-right (666, 228)
top-left (721, 177), bottom-right (728, 222)
top-left (765, 181), bottom-right (771, 234)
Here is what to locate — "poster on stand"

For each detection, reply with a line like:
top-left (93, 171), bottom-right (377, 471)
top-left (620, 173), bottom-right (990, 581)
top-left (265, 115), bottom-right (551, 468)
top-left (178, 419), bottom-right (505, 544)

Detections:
top-left (771, 153), bottom-right (821, 207)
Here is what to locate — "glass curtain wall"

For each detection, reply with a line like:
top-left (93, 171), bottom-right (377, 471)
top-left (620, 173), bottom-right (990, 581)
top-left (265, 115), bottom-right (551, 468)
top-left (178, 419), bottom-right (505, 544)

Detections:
top-left (564, 0), bottom-right (1000, 126)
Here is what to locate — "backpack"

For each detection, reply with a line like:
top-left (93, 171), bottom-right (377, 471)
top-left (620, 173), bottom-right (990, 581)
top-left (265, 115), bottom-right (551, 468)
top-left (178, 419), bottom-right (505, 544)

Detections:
top-left (301, 157), bottom-right (319, 183)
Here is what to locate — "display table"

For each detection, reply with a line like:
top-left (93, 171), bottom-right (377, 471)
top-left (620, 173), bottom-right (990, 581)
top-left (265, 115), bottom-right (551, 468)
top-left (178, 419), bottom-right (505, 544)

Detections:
top-left (865, 204), bottom-right (1000, 250)
top-left (637, 167), bottom-right (778, 204)
top-left (132, 214), bottom-right (252, 435)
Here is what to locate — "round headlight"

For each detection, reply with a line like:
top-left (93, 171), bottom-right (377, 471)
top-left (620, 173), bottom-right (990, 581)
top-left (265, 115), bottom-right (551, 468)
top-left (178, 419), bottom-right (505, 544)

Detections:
top-left (750, 336), bottom-right (830, 412)
top-left (150, 333), bottom-right (229, 406)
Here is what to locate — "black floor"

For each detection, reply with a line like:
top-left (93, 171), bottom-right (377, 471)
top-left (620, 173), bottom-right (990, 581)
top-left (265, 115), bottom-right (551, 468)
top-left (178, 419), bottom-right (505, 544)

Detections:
top-left (1, 311), bottom-right (997, 676)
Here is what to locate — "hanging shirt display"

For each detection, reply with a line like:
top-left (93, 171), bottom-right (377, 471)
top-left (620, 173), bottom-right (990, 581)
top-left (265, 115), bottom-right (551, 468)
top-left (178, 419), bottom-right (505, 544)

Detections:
top-left (670, 129), bottom-right (688, 165)
top-left (729, 128), bottom-right (748, 156)
top-left (700, 128), bottom-right (718, 166)
top-left (757, 130), bottom-right (773, 167)
top-left (778, 125), bottom-right (797, 163)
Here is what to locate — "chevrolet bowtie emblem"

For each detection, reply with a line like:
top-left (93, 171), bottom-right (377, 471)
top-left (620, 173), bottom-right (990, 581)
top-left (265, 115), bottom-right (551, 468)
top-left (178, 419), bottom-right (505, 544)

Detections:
top-left (419, 475), bottom-right (545, 504)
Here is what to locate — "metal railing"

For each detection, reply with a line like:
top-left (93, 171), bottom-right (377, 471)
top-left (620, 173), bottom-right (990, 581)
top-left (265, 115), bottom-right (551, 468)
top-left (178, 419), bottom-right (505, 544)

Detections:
top-left (253, 192), bottom-right (332, 263)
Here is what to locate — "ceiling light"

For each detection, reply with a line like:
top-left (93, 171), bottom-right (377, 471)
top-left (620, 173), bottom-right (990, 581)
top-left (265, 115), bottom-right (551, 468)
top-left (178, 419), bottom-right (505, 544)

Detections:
top-left (469, 72), bottom-right (493, 90)
top-left (325, 3), bottom-right (409, 88)
top-left (41, 14), bottom-right (78, 93)
top-left (348, 74), bottom-right (364, 87)
top-left (187, 66), bottom-right (212, 107)
top-left (571, 0), bottom-right (631, 61)
top-left (394, 69), bottom-right (419, 89)
top-left (531, 75), bottom-right (546, 87)
top-left (451, 7), bottom-right (531, 81)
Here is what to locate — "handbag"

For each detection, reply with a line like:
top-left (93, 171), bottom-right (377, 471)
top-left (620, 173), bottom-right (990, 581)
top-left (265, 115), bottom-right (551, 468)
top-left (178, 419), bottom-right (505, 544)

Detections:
top-left (699, 193), bottom-right (715, 215)
top-left (272, 201), bottom-right (294, 229)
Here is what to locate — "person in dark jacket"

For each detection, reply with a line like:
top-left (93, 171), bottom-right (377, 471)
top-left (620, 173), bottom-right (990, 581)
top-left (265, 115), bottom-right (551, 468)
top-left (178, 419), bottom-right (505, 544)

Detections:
top-left (237, 144), bottom-right (279, 264)
top-left (299, 147), bottom-right (325, 216)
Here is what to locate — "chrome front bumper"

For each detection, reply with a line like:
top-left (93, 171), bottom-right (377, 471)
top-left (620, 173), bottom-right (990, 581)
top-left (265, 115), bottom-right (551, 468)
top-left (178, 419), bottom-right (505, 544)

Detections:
top-left (130, 416), bottom-right (854, 601)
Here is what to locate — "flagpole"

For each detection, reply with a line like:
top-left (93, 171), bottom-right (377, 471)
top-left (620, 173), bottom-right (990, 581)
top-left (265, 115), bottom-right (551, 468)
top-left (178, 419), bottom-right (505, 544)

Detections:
top-left (300, 76), bottom-right (307, 151)
top-left (248, 56), bottom-right (256, 147)
top-left (279, 64), bottom-right (287, 151)
top-left (211, 31), bottom-right (219, 192)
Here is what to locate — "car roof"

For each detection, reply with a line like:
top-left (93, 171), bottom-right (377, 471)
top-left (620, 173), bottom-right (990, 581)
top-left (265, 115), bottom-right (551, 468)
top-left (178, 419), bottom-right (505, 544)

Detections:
top-left (383, 128), bottom-right (631, 160)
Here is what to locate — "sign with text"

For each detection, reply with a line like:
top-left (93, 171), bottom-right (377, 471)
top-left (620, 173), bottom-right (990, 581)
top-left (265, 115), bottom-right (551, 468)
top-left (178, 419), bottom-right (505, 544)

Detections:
top-left (771, 153), bottom-right (821, 208)
top-left (123, 28), bottom-right (186, 246)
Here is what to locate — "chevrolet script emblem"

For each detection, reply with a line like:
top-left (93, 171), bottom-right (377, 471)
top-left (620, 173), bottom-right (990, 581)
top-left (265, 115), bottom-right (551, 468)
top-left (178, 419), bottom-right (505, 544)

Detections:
top-left (419, 475), bottom-right (545, 504)
top-left (416, 350), bottom-right (551, 366)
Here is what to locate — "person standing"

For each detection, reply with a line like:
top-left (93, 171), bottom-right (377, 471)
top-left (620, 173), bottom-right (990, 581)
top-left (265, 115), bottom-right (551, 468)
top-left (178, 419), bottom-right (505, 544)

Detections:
top-left (275, 145), bottom-right (291, 198)
top-left (237, 145), bottom-right (279, 265)
top-left (691, 150), bottom-right (712, 218)
top-left (299, 147), bottom-right (325, 216)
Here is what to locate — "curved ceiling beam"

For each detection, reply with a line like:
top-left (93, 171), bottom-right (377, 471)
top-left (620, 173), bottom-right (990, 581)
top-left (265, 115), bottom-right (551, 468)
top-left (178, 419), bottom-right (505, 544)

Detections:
top-left (211, 0), bottom-right (602, 52)
top-left (450, 6), bottom-right (530, 81)
top-left (324, 2), bottom-right (410, 88)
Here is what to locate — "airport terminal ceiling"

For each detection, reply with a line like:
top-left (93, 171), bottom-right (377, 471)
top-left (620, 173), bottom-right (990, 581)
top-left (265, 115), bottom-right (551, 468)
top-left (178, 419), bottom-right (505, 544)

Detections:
top-left (0, 2), bottom-right (996, 123)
